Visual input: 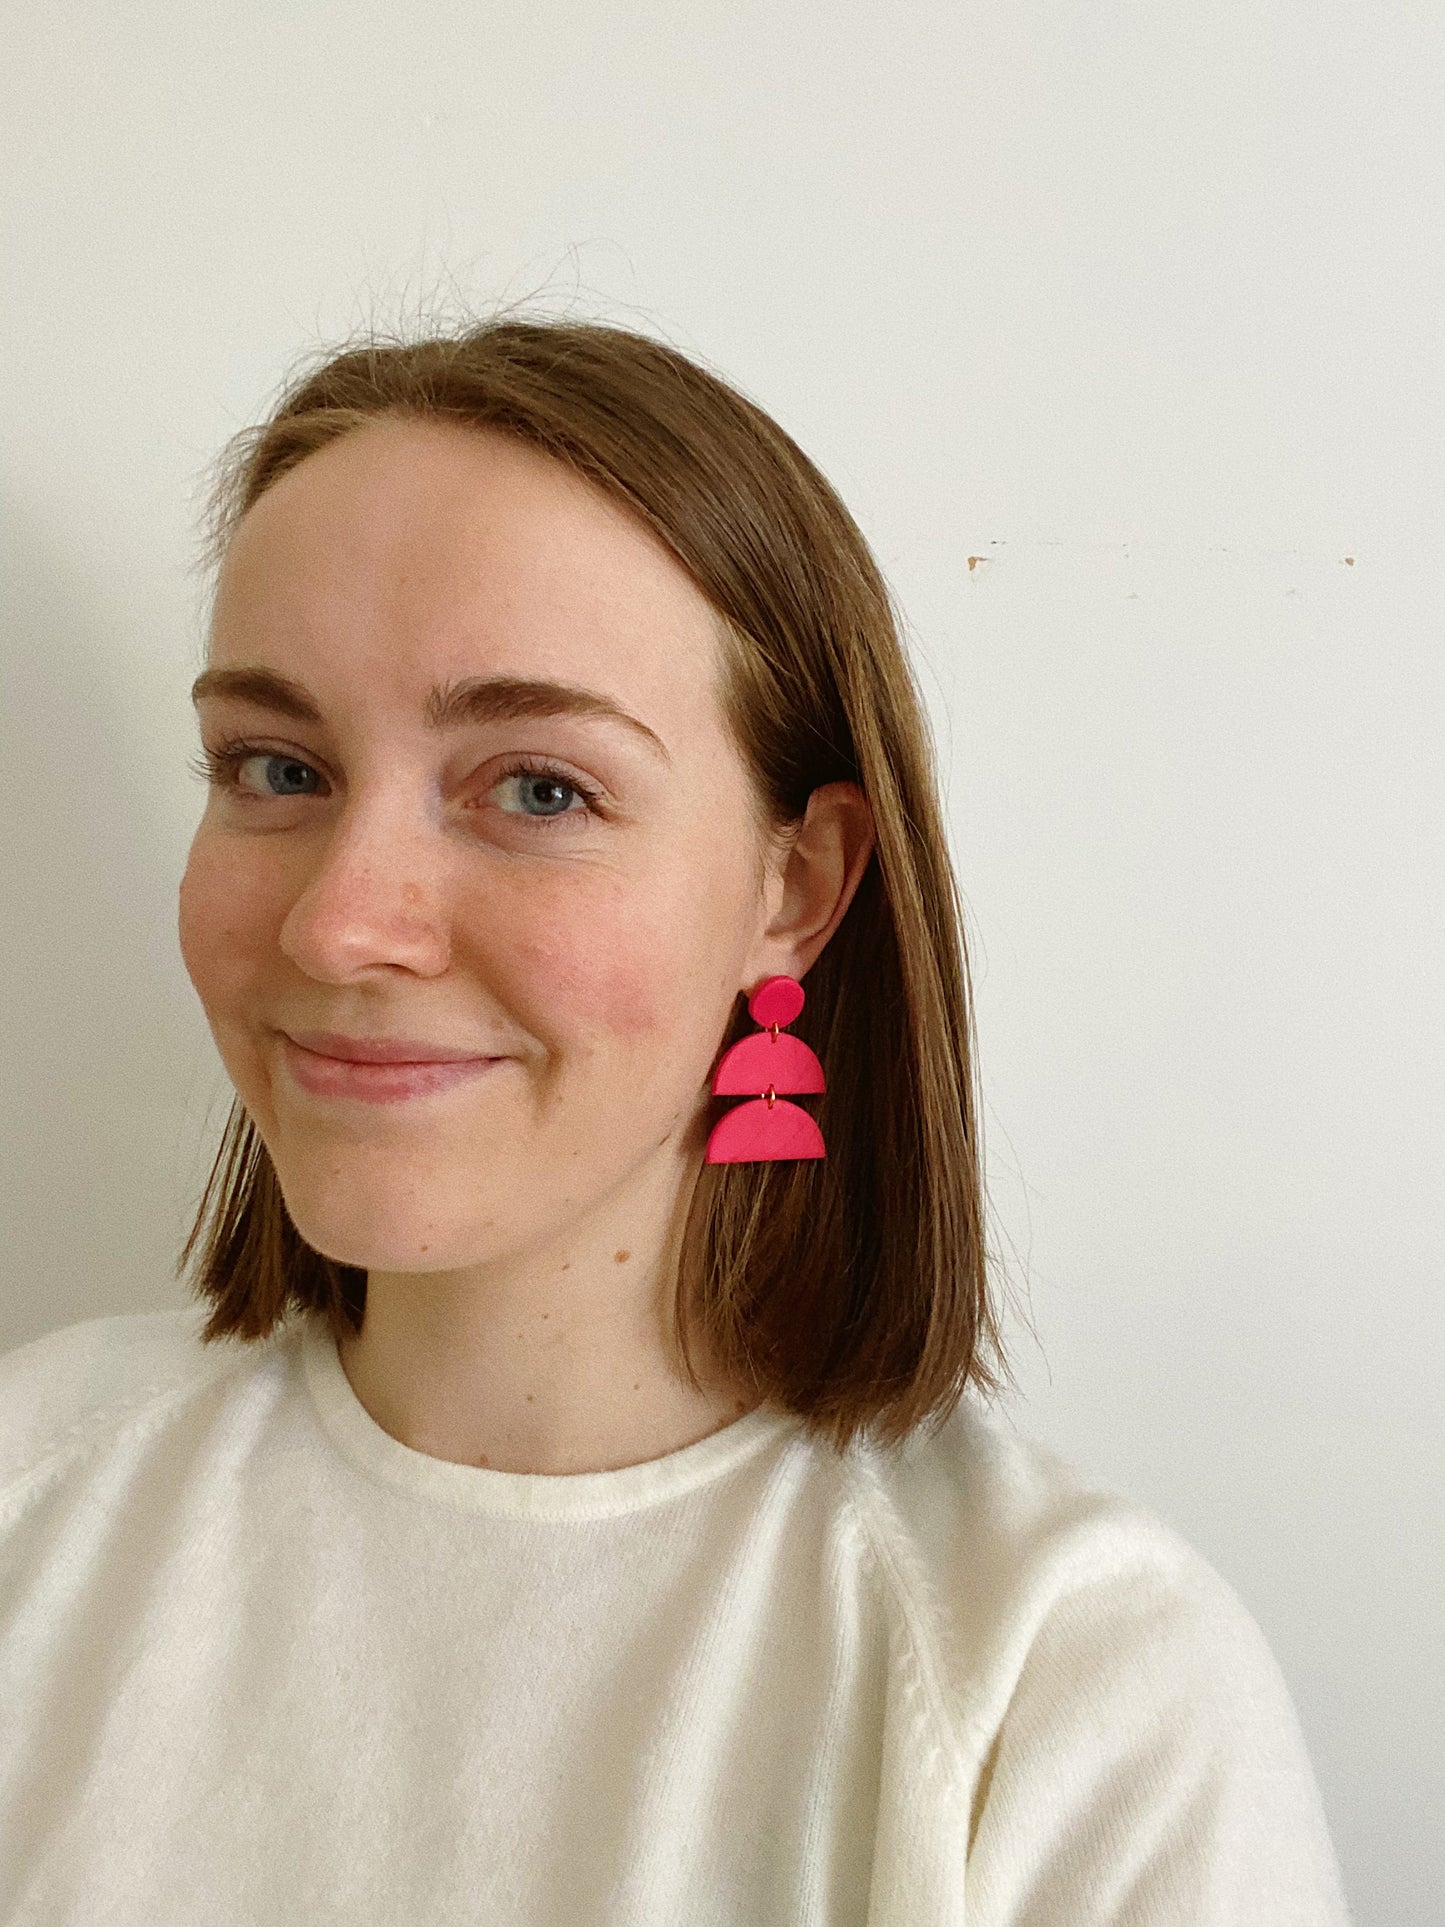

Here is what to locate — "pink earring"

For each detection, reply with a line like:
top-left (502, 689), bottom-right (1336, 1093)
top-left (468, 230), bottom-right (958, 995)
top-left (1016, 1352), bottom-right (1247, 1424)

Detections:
top-left (705, 973), bottom-right (826, 1164)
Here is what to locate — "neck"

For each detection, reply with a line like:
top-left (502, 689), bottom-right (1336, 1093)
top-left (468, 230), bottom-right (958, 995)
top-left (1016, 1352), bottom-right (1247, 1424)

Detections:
top-left (334, 1155), bottom-right (759, 1474)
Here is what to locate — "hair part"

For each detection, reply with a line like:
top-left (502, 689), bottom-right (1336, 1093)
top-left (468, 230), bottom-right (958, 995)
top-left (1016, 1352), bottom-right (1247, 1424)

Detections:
top-left (179, 307), bottom-right (1021, 1455)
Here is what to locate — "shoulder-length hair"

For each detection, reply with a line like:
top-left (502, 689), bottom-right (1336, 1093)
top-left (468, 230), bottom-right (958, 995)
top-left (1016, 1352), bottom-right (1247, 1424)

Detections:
top-left (177, 311), bottom-right (1017, 1455)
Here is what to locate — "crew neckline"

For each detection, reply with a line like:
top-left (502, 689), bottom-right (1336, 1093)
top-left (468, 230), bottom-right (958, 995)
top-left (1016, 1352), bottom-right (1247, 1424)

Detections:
top-left (299, 1310), bottom-right (803, 1519)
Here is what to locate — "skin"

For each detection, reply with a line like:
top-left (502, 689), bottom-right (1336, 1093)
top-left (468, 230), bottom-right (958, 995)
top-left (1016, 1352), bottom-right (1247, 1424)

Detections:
top-left (178, 416), bottom-right (875, 1475)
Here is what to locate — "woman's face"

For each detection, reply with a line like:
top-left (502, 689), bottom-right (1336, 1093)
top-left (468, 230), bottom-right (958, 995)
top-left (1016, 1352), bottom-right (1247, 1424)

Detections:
top-left (178, 417), bottom-right (787, 1277)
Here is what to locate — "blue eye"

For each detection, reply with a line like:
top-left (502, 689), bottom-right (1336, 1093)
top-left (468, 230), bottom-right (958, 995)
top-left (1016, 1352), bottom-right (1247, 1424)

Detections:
top-left (188, 742), bottom-right (603, 829)
top-left (495, 761), bottom-right (598, 823)
top-left (189, 746), bottom-right (318, 798)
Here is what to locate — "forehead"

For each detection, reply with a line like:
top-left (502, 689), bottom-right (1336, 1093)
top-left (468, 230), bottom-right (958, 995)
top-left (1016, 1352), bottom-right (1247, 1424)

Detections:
top-left (210, 417), bottom-right (725, 728)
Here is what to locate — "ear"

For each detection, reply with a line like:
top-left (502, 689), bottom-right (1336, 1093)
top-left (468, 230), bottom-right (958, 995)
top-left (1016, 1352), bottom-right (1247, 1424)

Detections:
top-left (744, 781), bottom-right (876, 985)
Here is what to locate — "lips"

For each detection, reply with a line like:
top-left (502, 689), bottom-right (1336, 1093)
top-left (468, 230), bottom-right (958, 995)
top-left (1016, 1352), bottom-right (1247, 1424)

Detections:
top-left (282, 1029), bottom-right (499, 1065)
top-left (280, 1034), bottom-right (504, 1105)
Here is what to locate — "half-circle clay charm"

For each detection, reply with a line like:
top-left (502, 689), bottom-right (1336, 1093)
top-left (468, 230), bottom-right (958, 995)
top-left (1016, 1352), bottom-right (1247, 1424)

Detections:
top-left (705, 1096), bottom-right (826, 1163)
top-left (711, 1030), bottom-right (824, 1095)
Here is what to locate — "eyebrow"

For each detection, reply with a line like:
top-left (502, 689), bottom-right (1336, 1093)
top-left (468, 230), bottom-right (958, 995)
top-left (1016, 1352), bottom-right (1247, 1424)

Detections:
top-left (190, 665), bottom-right (671, 763)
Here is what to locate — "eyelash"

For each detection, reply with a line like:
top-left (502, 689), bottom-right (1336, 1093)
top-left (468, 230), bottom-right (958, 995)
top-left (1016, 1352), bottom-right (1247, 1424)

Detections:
top-left (187, 739), bottom-right (604, 831)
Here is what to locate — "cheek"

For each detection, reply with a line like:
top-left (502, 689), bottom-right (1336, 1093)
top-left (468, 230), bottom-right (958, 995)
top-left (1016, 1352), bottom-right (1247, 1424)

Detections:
top-left (176, 838), bottom-right (272, 1000)
top-left (506, 923), bottom-right (669, 1041)
top-left (498, 874), bottom-right (730, 1048)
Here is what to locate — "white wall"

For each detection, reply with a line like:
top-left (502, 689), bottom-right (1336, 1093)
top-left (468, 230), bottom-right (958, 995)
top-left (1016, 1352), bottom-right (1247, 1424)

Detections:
top-left (3, 4), bottom-right (1440, 1918)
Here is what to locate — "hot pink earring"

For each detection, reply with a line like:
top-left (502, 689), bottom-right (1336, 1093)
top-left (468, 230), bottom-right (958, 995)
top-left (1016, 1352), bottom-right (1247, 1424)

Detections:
top-left (705, 973), bottom-right (826, 1164)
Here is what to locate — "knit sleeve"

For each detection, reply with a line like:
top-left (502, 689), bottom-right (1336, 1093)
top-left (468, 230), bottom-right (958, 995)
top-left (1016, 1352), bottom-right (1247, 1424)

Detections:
top-left (961, 1533), bottom-right (1354, 1926)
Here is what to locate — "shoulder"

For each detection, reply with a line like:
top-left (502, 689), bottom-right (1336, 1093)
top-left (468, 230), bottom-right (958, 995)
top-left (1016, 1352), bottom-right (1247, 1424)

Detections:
top-left (844, 1399), bottom-right (1350, 1920)
top-left (847, 1395), bottom-right (1298, 1746)
top-left (0, 1303), bottom-right (257, 1508)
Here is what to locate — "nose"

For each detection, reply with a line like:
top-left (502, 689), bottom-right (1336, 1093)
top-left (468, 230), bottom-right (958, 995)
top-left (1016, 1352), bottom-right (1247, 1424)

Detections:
top-left (278, 811), bottom-right (455, 980)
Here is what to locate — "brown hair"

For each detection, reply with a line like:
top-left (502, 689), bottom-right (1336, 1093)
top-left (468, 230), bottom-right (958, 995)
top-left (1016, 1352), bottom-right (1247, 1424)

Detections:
top-left (177, 310), bottom-right (1020, 1454)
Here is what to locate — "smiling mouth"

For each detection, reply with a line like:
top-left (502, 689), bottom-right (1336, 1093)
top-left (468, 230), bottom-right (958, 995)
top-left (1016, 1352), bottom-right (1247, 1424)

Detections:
top-left (282, 1028), bottom-right (501, 1065)
top-left (280, 1034), bottom-right (507, 1104)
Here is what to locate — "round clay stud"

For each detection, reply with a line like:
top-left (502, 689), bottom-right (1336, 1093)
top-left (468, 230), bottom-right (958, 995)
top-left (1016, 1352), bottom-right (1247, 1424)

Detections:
top-left (749, 974), bottom-right (805, 1029)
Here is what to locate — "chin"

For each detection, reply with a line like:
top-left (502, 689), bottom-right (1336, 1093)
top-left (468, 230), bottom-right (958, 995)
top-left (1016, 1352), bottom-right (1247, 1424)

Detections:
top-left (279, 1178), bottom-right (507, 1275)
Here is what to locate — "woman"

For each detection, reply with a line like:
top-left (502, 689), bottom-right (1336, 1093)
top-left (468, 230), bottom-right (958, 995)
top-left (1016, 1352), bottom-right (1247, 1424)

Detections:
top-left (0, 317), bottom-right (1352, 1923)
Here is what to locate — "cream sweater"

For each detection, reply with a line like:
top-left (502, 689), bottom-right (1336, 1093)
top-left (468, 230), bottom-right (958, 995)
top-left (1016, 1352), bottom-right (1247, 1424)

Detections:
top-left (0, 1304), bottom-right (1352, 1925)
